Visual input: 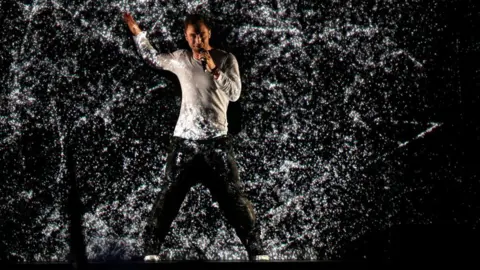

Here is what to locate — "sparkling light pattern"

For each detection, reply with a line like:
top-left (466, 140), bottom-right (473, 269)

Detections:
top-left (1, 0), bottom-right (470, 263)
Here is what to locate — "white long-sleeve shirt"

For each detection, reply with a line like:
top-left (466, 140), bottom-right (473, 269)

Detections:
top-left (132, 31), bottom-right (242, 140)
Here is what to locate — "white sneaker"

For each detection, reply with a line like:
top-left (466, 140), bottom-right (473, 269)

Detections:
top-left (144, 255), bottom-right (161, 262)
top-left (253, 255), bottom-right (270, 261)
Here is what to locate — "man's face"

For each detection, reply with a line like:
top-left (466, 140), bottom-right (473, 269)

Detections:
top-left (185, 23), bottom-right (211, 52)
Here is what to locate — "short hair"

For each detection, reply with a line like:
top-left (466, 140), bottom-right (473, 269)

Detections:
top-left (184, 13), bottom-right (212, 31)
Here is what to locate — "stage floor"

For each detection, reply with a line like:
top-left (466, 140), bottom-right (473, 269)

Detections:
top-left (2, 260), bottom-right (396, 270)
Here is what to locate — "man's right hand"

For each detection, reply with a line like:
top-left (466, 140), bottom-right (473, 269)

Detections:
top-left (123, 12), bottom-right (142, 36)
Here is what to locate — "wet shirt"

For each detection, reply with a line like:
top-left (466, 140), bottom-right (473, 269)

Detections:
top-left (133, 31), bottom-right (241, 140)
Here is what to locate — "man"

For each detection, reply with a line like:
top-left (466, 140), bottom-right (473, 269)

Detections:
top-left (123, 12), bottom-right (269, 261)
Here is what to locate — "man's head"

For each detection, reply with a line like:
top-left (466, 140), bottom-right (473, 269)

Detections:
top-left (184, 13), bottom-right (212, 52)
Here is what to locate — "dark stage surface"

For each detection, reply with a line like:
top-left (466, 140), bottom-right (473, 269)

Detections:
top-left (1, 0), bottom-right (479, 266)
top-left (1, 261), bottom-right (390, 270)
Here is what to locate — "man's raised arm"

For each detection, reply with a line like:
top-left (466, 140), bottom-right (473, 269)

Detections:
top-left (123, 12), bottom-right (175, 71)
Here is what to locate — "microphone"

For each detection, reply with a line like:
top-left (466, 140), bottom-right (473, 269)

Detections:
top-left (199, 48), bottom-right (207, 72)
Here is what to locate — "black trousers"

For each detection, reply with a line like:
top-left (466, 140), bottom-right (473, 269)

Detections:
top-left (143, 135), bottom-right (266, 260)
